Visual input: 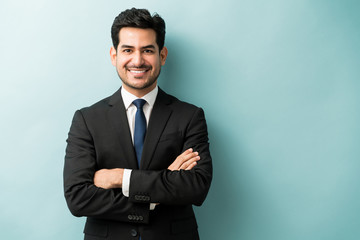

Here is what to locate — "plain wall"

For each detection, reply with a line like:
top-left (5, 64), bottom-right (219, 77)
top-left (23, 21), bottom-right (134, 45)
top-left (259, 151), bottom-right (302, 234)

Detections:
top-left (1, 0), bottom-right (359, 239)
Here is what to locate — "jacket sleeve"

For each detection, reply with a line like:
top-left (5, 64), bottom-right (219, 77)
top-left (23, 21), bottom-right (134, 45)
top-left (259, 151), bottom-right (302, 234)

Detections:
top-left (63, 110), bottom-right (150, 223)
top-left (129, 107), bottom-right (213, 206)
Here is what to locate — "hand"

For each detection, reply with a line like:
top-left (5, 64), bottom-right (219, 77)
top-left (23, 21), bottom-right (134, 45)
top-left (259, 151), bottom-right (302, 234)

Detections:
top-left (168, 148), bottom-right (200, 171)
top-left (93, 168), bottom-right (124, 189)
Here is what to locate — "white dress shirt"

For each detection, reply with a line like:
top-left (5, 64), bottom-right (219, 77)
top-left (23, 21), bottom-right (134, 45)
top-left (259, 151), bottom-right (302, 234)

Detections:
top-left (120, 86), bottom-right (158, 210)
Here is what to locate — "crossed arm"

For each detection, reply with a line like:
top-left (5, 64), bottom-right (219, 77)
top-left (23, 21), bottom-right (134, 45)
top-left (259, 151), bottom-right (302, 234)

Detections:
top-left (93, 148), bottom-right (200, 189)
top-left (64, 107), bottom-right (212, 222)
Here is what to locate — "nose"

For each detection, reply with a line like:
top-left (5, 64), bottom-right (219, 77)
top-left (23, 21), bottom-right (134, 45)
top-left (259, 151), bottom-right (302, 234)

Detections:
top-left (132, 51), bottom-right (145, 67)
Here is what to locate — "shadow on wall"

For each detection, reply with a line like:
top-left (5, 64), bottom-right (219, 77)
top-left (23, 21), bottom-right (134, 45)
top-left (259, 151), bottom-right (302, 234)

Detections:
top-left (158, 34), bottom-right (250, 239)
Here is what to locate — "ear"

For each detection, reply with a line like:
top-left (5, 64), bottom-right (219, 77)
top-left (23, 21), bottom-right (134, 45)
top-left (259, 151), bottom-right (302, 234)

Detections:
top-left (110, 46), bottom-right (117, 66)
top-left (160, 46), bottom-right (168, 66)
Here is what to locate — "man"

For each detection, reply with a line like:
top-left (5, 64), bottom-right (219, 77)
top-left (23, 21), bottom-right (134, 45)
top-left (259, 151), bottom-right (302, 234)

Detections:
top-left (64, 8), bottom-right (212, 240)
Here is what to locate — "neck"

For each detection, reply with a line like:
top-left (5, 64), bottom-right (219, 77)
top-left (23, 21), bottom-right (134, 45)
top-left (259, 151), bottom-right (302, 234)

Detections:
top-left (122, 83), bottom-right (157, 98)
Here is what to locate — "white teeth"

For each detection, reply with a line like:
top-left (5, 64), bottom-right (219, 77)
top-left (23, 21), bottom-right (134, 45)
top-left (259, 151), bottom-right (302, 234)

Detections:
top-left (130, 70), bottom-right (146, 73)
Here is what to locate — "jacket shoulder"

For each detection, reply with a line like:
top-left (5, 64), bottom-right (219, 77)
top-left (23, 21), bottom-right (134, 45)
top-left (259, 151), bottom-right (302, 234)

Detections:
top-left (159, 89), bottom-right (201, 111)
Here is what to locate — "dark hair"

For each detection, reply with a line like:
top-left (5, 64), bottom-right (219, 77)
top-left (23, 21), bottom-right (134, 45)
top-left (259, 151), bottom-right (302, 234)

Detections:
top-left (111, 8), bottom-right (166, 51)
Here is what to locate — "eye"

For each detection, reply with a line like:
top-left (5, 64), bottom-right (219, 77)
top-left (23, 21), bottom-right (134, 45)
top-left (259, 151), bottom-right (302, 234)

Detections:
top-left (122, 49), bottom-right (132, 53)
top-left (143, 49), bottom-right (154, 54)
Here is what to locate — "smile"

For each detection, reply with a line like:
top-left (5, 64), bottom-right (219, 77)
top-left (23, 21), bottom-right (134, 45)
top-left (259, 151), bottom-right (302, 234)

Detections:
top-left (129, 70), bottom-right (147, 73)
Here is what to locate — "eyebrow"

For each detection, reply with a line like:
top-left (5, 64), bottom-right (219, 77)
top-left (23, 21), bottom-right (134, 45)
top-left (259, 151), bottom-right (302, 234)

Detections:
top-left (120, 44), bottom-right (156, 50)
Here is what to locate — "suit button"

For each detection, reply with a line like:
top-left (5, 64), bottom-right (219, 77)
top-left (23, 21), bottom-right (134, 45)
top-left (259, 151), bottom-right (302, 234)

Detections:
top-left (128, 215), bottom-right (133, 220)
top-left (130, 229), bottom-right (138, 237)
top-left (139, 216), bottom-right (144, 221)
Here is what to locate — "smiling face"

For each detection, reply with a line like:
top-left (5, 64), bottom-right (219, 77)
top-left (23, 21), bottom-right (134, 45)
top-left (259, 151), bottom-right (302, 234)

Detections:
top-left (110, 27), bottom-right (168, 97)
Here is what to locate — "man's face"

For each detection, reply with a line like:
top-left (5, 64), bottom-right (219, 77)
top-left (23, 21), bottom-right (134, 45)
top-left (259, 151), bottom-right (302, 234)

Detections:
top-left (110, 27), bottom-right (168, 97)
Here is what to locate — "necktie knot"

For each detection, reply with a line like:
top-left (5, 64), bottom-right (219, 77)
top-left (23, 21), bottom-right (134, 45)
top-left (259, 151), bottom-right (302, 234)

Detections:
top-left (133, 99), bottom-right (146, 109)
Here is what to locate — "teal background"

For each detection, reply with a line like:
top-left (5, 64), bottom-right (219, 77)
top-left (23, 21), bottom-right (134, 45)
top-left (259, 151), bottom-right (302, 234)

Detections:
top-left (1, 0), bottom-right (359, 239)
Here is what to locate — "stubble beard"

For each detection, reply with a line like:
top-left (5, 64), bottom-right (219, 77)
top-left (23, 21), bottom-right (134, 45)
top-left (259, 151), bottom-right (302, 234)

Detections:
top-left (118, 68), bottom-right (161, 91)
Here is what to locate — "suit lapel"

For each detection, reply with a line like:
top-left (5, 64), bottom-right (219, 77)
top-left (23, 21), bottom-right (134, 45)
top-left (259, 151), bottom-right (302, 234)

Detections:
top-left (108, 88), bottom-right (138, 169)
top-left (141, 89), bottom-right (172, 170)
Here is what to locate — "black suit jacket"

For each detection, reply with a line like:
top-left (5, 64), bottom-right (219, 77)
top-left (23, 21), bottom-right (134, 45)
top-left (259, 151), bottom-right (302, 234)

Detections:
top-left (64, 88), bottom-right (212, 240)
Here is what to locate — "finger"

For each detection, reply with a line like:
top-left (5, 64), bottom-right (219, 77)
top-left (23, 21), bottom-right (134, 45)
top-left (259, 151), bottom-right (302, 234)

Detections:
top-left (175, 153), bottom-right (197, 169)
top-left (168, 149), bottom-right (198, 171)
top-left (178, 148), bottom-right (193, 160)
top-left (185, 161), bottom-right (197, 170)
top-left (170, 149), bottom-right (195, 168)
top-left (184, 148), bottom-right (193, 154)
top-left (179, 155), bottom-right (200, 170)
top-left (181, 151), bottom-right (198, 163)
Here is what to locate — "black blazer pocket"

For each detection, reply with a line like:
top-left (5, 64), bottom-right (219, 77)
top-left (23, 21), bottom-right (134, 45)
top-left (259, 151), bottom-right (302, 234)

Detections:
top-left (158, 131), bottom-right (183, 143)
top-left (83, 219), bottom-right (108, 238)
top-left (171, 217), bottom-right (198, 235)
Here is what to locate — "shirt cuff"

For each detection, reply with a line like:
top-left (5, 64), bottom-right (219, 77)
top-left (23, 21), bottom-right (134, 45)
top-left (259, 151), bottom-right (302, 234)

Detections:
top-left (122, 169), bottom-right (132, 197)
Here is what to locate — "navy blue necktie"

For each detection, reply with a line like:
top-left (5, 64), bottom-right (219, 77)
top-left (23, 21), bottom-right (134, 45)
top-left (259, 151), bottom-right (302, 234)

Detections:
top-left (133, 99), bottom-right (147, 168)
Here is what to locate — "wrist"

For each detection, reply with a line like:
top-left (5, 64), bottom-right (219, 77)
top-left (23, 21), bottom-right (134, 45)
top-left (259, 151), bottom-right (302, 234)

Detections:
top-left (112, 168), bottom-right (124, 188)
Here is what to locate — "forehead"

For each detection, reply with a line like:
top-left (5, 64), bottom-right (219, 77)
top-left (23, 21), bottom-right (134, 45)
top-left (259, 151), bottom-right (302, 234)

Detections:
top-left (119, 27), bottom-right (157, 47)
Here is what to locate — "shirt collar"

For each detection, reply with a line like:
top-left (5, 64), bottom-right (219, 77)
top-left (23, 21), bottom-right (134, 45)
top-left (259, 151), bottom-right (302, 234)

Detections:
top-left (121, 86), bottom-right (158, 110)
